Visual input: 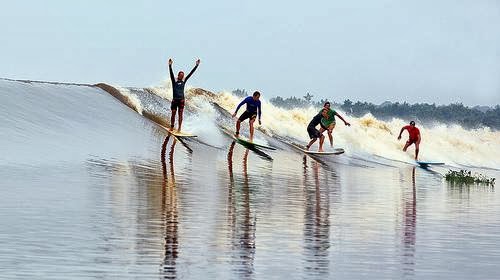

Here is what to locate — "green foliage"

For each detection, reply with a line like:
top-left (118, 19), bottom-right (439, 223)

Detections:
top-left (445, 169), bottom-right (496, 186)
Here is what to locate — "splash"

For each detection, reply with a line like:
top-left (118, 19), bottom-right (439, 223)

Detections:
top-left (113, 86), bottom-right (143, 115)
top-left (213, 91), bottom-right (500, 168)
top-left (136, 82), bottom-right (500, 169)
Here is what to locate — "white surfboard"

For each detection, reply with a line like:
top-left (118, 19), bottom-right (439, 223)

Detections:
top-left (291, 142), bottom-right (344, 155)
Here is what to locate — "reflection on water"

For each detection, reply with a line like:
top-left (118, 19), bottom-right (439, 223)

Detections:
top-left (227, 142), bottom-right (256, 279)
top-left (302, 156), bottom-right (330, 276)
top-left (1, 129), bottom-right (499, 279)
top-left (161, 136), bottom-right (179, 279)
top-left (400, 167), bottom-right (417, 278)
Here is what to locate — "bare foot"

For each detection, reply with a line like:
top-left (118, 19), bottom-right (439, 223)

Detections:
top-left (305, 145), bottom-right (310, 151)
top-left (318, 149), bottom-right (324, 152)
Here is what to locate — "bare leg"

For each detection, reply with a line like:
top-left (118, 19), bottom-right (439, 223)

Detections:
top-left (414, 140), bottom-right (420, 160)
top-left (306, 138), bottom-right (317, 150)
top-left (402, 141), bottom-right (411, 152)
top-left (177, 108), bottom-right (184, 131)
top-left (328, 130), bottom-right (333, 147)
top-left (249, 118), bottom-right (256, 142)
top-left (319, 135), bottom-right (325, 152)
top-left (170, 109), bottom-right (177, 130)
top-left (235, 120), bottom-right (241, 137)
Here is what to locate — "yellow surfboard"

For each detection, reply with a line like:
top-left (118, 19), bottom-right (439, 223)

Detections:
top-left (167, 129), bottom-right (197, 138)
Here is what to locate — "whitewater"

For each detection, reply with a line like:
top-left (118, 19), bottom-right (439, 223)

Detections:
top-left (114, 78), bottom-right (500, 170)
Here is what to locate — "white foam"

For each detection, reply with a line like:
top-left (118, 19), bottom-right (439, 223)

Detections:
top-left (181, 91), bottom-right (225, 147)
top-left (213, 91), bottom-right (500, 168)
top-left (113, 86), bottom-right (143, 115)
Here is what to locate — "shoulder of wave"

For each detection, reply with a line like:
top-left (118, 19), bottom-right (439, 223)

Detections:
top-left (95, 83), bottom-right (169, 127)
top-left (0, 77), bottom-right (94, 87)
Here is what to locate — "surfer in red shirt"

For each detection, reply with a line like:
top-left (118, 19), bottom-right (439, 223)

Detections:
top-left (397, 121), bottom-right (421, 160)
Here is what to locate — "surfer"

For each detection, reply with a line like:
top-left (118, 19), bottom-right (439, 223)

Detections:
top-left (168, 58), bottom-right (200, 132)
top-left (232, 91), bottom-right (262, 142)
top-left (397, 121), bottom-right (421, 160)
top-left (319, 102), bottom-right (351, 147)
top-left (305, 108), bottom-right (328, 152)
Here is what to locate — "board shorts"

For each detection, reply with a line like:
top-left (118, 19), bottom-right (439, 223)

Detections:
top-left (171, 99), bottom-right (185, 110)
top-left (307, 126), bottom-right (321, 139)
top-left (238, 110), bottom-right (257, 122)
top-left (407, 138), bottom-right (418, 145)
top-left (320, 122), bottom-right (335, 131)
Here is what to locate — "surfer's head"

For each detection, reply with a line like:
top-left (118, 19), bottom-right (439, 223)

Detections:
top-left (321, 108), bottom-right (328, 117)
top-left (410, 121), bottom-right (416, 126)
top-left (252, 91), bottom-right (261, 100)
top-left (324, 101), bottom-right (331, 108)
top-left (177, 71), bottom-right (185, 81)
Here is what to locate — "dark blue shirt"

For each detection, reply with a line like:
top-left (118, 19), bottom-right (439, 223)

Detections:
top-left (235, 96), bottom-right (262, 119)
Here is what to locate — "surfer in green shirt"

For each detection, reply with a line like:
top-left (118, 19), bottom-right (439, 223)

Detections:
top-left (319, 102), bottom-right (350, 147)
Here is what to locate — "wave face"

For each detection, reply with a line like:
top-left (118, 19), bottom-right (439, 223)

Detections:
top-left (1, 78), bottom-right (499, 169)
top-left (0, 79), bottom-right (162, 166)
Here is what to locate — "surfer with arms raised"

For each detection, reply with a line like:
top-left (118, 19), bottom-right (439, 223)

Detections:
top-left (168, 58), bottom-right (200, 132)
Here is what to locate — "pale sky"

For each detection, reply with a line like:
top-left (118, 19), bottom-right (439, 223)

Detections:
top-left (1, 0), bottom-right (499, 106)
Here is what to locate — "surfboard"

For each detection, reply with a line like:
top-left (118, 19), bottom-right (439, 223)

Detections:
top-left (416, 161), bottom-right (444, 168)
top-left (231, 134), bottom-right (276, 150)
top-left (291, 142), bottom-right (344, 155)
top-left (167, 129), bottom-right (197, 138)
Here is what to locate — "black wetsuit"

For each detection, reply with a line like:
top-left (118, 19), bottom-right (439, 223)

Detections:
top-left (307, 113), bottom-right (323, 139)
top-left (169, 63), bottom-right (198, 110)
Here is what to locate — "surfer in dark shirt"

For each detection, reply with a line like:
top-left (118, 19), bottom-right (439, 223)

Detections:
top-left (168, 58), bottom-right (200, 131)
top-left (306, 109), bottom-right (328, 152)
top-left (232, 91), bottom-right (262, 142)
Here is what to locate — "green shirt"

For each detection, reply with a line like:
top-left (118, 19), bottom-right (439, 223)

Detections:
top-left (320, 108), bottom-right (336, 127)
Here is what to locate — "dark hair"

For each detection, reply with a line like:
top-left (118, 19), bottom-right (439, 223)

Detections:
top-left (253, 91), bottom-right (260, 97)
top-left (410, 121), bottom-right (415, 125)
top-left (324, 101), bottom-right (331, 106)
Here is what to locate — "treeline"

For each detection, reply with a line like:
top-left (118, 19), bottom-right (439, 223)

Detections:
top-left (338, 100), bottom-right (500, 130)
top-left (231, 90), bottom-right (499, 130)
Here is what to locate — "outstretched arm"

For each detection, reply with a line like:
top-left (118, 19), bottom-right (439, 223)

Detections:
top-left (232, 98), bottom-right (247, 117)
top-left (335, 112), bottom-right (350, 126)
top-left (185, 59), bottom-right (200, 81)
top-left (168, 59), bottom-right (175, 83)
top-left (397, 127), bottom-right (406, 140)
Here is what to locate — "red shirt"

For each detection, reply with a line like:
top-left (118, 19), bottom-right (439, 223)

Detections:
top-left (404, 125), bottom-right (420, 140)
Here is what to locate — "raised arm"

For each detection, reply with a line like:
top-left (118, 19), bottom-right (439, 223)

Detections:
top-left (185, 59), bottom-right (200, 82)
top-left (168, 59), bottom-right (175, 84)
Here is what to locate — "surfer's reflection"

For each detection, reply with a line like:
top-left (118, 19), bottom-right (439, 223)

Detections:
top-left (161, 136), bottom-right (179, 279)
top-left (227, 142), bottom-right (256, 279)
top-left (400, 167), bottom-right (417, 278)
top-left (302, 156), bottom-right (330, 276)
